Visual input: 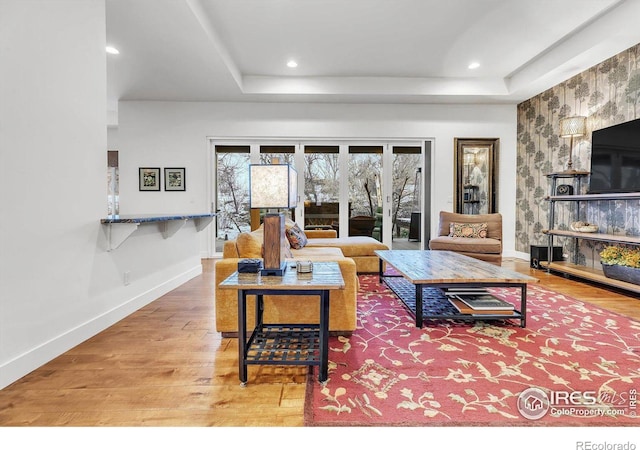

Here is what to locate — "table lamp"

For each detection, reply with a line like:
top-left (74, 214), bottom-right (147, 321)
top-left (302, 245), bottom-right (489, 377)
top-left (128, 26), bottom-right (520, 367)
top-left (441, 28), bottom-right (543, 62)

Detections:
top-left (249, 163), bottom-right (297, 275)
top-left (559, 115), bottom-right (587, 173)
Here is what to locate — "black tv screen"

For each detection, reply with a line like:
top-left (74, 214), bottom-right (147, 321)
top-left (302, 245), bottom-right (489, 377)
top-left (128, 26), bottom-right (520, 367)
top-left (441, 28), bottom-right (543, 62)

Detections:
top-left (589, 118), bottom-right (640, 194)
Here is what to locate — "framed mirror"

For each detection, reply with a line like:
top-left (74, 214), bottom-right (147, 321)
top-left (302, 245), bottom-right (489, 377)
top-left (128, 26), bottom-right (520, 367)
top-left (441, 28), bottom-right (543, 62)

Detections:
top-left (454, 138), bottom-right (498, 214)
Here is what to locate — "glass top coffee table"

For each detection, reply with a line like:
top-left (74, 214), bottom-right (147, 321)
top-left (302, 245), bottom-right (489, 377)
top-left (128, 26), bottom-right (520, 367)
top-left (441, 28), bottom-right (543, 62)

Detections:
top-left (375, 250), bottom-right (539, 328)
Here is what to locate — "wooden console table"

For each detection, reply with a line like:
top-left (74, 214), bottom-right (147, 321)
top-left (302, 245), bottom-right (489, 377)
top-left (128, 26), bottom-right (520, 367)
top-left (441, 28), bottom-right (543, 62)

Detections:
top-left (218, 261), bottom-right (345, 384)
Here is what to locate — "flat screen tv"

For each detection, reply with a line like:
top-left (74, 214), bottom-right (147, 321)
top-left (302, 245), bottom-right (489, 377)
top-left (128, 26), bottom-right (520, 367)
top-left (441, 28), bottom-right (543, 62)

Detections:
top-left (589, 117), bottom-right (640, 194)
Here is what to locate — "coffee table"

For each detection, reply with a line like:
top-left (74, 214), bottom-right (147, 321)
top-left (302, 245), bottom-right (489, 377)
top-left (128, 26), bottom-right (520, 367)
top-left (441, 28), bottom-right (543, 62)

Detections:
top-left (218, 261), bottom-right (345, 384)
top-left (376, 250), bottom-right (539, 328)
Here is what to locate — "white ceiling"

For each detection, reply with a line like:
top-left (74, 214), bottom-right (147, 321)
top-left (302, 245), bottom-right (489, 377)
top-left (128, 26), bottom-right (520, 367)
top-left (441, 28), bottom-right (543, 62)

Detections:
top-left (106, 0), bottom-right (640, 110)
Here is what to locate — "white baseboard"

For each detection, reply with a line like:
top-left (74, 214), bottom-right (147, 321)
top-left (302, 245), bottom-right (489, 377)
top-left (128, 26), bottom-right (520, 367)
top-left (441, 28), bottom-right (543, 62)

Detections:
top-left (0, 264), bottom-right (202, 390)
top-left (510, 250), bottom-right (531, 261)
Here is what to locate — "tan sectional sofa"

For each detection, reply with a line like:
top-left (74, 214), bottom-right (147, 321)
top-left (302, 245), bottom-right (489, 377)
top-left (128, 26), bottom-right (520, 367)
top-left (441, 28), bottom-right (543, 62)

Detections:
top-left (428, 211), bottom-right (503, 264)
top-left (214, 224), bottom-right (388, 336)
top-left (305, 234), bottom-right (388, 273)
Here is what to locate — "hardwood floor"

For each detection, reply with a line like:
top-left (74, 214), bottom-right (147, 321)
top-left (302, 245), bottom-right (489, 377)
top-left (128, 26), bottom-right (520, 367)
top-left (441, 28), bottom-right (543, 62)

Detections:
top-left (0, 257), bottom-right (638, 427)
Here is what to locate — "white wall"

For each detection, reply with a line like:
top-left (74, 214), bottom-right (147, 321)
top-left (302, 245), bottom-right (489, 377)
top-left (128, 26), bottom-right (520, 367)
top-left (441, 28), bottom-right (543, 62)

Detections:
top-left (0, 2), bottom-right (518, 389)
top-left (0, 0), bottom-right (203, 389)
top-left (118, 101), bottom-right (518, 256)
top-left (107, 126), bottom-right (119, 150)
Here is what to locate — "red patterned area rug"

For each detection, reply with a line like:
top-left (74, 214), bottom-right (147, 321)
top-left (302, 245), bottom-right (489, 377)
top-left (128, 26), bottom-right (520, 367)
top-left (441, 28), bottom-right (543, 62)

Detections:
top-left (304, 275), bottom-right (640, 427)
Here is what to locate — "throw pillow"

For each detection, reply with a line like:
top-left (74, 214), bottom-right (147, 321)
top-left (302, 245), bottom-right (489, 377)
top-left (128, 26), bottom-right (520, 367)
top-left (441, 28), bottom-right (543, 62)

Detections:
top-left (449, 222), bottom-right (488, 238)
top-left (285, 223), bottom-right (308, 249)
top-left (280, 224), bottom-right (292, 252)
top-left (236, 232), bottom-right (263, 258)
top-left (284, 218), bottom-right (297, 230)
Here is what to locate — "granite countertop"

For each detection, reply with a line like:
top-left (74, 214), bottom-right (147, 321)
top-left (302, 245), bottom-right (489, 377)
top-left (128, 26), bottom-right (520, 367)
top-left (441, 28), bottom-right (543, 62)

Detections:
top-left (101, 213), bottom-right (216, 224)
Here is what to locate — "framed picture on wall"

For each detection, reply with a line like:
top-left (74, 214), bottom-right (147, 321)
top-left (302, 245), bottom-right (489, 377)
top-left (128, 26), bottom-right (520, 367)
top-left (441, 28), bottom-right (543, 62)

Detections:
top-left (139, 167), bottom-right (161, 191)
top-left (164, 167), bottom-right (185, 191)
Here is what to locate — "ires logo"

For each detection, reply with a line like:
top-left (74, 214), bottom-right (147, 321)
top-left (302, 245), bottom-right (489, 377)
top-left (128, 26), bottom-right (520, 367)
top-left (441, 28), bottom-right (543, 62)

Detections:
top-left (517, 388), bottom-right (635, 420)
top-left (548, 390), bottom-right (598, 405)
top-left (517, 387), bottom-right (550, 420)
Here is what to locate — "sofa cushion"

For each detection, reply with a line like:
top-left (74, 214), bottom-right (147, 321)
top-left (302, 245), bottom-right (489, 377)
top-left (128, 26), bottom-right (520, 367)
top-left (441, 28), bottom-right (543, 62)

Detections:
top-left (286, 223), bottom-right (308, 249)
top-left (223, 240), bottom-right (240, 258)
top-left (429, 236), bottom-right (501, 254)
top-left (236, 232), bottom-right (262, 258)
top-left (291, 246), bottom-right (344, 259)
top-left (449, 222), bottom-right (488, 238)
top-left (305, 236), bottom-right (388, 257)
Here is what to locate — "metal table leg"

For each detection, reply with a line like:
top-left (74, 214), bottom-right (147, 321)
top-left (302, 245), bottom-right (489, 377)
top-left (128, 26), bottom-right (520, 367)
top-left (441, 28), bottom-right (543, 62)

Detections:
top-left (319, 289), bottom-right (330, 383)
top-left (237, 289), bottom-right (247, 385)
top-left (520, 283), bottom-right (527, 328)
top-left (415, 283), bottom-right (423, 328)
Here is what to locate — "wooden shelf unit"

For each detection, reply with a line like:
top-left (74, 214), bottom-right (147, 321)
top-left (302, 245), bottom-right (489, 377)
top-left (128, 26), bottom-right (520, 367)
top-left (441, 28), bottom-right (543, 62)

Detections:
top-left (544, 172), bottom-right (640, 293)
top-left (542, 261), bottom-right (640, 294)
top-left (544, 229), bottom-right (640, 246)
top-left (547, 192), bottom-right (640, 202)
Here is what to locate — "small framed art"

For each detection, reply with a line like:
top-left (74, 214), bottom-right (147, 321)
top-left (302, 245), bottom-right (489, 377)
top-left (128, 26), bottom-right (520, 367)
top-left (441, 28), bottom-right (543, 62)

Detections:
top-left (164, 167), bottom-right (186, 191)
top-left (139, 167), bottom-right (161, 191)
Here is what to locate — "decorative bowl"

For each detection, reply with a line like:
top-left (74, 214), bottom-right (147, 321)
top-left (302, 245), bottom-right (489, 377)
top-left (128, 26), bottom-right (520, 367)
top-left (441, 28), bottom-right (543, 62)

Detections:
top-left (570, 221), bottom-right (598, 233)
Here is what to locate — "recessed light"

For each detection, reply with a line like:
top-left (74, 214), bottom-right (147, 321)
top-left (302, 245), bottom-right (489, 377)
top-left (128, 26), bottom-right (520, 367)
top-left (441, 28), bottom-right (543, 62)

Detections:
top-left (287, 60), bottom-right (298, 68)
top-left (106, 46), bottom-right (120, 55)
top-left (468, 62), bottom-right (480, 70)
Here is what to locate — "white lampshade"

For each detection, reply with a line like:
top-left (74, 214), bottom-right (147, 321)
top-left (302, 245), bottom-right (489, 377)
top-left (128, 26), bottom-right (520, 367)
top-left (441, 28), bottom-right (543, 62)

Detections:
top-left (559, 116), bottom-right (587, 137)
top-left (249, 164), bottom-right (297, 209)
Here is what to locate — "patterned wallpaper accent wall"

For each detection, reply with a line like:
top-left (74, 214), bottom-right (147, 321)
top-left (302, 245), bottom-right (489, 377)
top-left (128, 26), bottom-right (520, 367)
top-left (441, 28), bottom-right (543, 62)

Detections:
top-left (516, 43), bottom-right (640, 266)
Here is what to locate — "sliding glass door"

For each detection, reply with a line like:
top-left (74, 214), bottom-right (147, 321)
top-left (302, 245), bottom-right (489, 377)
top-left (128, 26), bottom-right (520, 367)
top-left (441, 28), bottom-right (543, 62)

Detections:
top-left (348, 145), bottom-right (382, 240)
top-left (390, 146), bottom-right (423, 249)
top-left (211, 139), bottom-right (428, 255)
top-left (303, 145), bottom-right (340, 232)
top-left (214, 145), bottom-right (251, 252)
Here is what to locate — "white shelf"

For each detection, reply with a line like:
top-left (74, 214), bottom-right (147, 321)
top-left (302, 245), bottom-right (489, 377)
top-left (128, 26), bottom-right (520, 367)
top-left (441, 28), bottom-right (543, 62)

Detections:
top-left (101, 213), bottom-right (216, 251)
top-left (103, 222), bottom-right (139, 251)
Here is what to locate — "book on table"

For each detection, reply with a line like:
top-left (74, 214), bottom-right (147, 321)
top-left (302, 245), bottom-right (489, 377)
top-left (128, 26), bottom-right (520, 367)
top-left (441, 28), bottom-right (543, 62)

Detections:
top-left (447, 297), bottom-right (515, 315)
top-left (456, 294), bottom-right (514, 310)
top-left (443, 288), bottom-right (515, 314)
top-left (444, 287), bottom-right (489, 295)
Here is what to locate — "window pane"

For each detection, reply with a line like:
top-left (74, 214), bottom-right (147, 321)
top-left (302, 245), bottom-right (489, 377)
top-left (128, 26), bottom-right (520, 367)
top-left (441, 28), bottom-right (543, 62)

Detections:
top-left (216, 151), bottom-right (250, 252)
top-left (348, 149), bottom-right (381, 239)
top-left (392, 150), bottom-right (421, 243)
top-left (107, 150), bottom-right (119, 217)
top-left (349, 153), bottom-right (382, 217)
top-left (304, 147), bottom-right (339, 230)
top-left (259, 152), bottom-right (295, 165)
